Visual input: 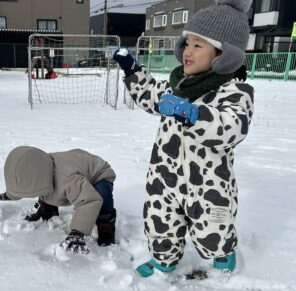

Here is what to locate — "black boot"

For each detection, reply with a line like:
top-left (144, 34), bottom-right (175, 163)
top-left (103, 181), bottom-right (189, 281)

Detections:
top-left (25, 199), bottom-right (59, 221)
top-left (96, 208), bottom-right (116, 246)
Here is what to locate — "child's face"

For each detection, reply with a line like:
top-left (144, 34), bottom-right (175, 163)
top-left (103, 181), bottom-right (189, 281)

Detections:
top-left (183, 34), bottom-right (217, 75)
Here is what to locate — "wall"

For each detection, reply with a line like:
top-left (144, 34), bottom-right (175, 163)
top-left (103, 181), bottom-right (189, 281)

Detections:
top-left (0, 0), bottom-right (89, 34)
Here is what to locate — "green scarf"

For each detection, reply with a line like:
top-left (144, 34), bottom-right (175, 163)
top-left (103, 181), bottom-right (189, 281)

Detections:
top-left (170, 65), bottom-right (234, 102)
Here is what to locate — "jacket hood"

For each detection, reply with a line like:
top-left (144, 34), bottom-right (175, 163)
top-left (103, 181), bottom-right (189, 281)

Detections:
top-left (4, 146), bottom-right (54, 200)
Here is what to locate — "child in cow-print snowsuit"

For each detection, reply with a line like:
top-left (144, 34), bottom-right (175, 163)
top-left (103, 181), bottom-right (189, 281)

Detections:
top-left (114, 0), bottom-right (254, 277)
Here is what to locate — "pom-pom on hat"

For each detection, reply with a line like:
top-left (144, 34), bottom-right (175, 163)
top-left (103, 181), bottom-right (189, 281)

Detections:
top-left (175, 0), bottom-right (253, 75)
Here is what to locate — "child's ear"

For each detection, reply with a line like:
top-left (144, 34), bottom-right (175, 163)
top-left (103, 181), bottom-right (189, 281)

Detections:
top-left (211, 42), bottom-right (245, 75)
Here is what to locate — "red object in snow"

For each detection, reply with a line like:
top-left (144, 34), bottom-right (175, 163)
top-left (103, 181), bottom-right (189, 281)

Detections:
top-left (50, 72), bottom-right (58, 79)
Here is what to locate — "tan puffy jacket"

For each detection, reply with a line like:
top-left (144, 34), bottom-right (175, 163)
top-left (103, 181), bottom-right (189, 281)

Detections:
top-left (4, 146), bottom-right (116, 235)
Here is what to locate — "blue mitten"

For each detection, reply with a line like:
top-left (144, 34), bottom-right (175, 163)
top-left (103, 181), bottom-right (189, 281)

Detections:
top-left (158, 94), bottom-right (199, 127)
top-left (113, 48), bottom-right (140, 77)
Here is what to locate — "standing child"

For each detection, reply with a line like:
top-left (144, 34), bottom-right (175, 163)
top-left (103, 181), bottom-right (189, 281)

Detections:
top-left (0, 146), bottom-right (116, 253)
top-left (113, 0), bottom-right (254, 277)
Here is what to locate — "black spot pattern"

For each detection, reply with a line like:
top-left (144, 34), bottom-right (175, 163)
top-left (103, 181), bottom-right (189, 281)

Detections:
top-left (202, 139), bottom-right (223, 147)
top-left (203, 91), bottom-right (217, 104)
top-left (199, 105), bottom-right (214, 122)
top-left (222, 233), bottom-right (237, 254)
top-left (150, 144), bottom-right (163, 164)
top-left (195, 128), bottom-right (205, 136)
top-left (163, 123), bottom-right (169, 132)
top-left (197, 148), bottom-right (206, 159)
top-left (189, 145), bottom-right (196, 153)
top-left (189, 161), bottom-right (203, 185)
top-left (227, 135), bottom-right (236, 144)
top-left (197, 233), bottom-right (220, 252)
top-left (214, 156), bottom-right (231, 181)
top-left (237, 113), bottom-right (248, 134)
top-left (187, 201), bottom-right (204, 219)
top-left (219, 93), bottom-right (244, 104)
top-left (176, 226), bottom-right (187, 238)
top-left (155, 165), bottom-right (178, 188)
top-left (153, 239), bottom-right (172, 252)
top-left (183, 131), bottom-right (196, 139)
top-left (151, 215), bottom-right (169, 234)
top-left (153, 200), bottom-right (162, 210)
top-left (177, 165), bottom-right (184, 176)
top-left (217, 126), bottom-right (223, 136)
top-left (204, 189), bottom-right (230, 207)
top-left (179, 184), bottom-right (187, 194)
top-left (162, 134), bottom-right (181, 159)
top-left (146, 178), bottom-right (165, 195)
top-left (235, 83), bottom-right (254, 103)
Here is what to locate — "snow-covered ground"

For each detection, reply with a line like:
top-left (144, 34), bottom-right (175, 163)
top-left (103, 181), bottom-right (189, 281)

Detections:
top-left (0, 70), bottom-right (295, 290)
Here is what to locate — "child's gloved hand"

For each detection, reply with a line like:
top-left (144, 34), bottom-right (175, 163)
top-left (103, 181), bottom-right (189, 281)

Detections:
top-left (157, 94), bottom-right (199, 127)
top-left (0, 192), bottom-right (11, 200)
top-left (61, 230), bottom-right (90, 254)
top-left (25, 199), bottom-right (59, 221)
top-left (113, 48), bottom-right (140, 77)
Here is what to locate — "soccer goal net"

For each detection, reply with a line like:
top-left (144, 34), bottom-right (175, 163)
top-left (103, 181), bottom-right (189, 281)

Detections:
top-left (28, 34), bottom-right (120, 109)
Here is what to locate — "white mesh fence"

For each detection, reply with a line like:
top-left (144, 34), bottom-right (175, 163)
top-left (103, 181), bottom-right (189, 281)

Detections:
top-left (28, 34), bottom-right (120, 109)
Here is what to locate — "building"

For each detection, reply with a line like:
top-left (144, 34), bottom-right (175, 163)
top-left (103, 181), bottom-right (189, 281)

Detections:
top-left (144, 0), bottom-right (296, 53)
top-left (0, 0), bottom-right (89, 33)
top-left (90, 13), bottom-right (145, 47)
top-left (0, 0), bottom-right (90, 67)
top-left (145, 0), bottom-right (214, 37)
top-left (248, 0), bottom-right (296, 52)
top-left (89, 0), bottom-right (159, 47)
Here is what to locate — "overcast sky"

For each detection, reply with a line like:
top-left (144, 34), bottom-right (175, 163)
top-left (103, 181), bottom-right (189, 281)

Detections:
top-left (90, 0), bottom-right (163, 15)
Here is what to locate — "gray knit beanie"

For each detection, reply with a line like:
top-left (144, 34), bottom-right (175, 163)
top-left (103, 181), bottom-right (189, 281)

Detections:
top-left (175, 0), bottom-right (252, 74)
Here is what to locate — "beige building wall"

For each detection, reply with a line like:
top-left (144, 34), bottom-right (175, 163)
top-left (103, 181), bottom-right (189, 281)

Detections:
top-left (0, 0), bottom-right (89, 34)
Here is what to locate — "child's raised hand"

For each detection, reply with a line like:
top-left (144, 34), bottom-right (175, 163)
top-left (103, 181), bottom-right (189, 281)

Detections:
top-left (113, 48), bottom-right (140, 77)
top-left (158, 94), bottom-right (199, 127)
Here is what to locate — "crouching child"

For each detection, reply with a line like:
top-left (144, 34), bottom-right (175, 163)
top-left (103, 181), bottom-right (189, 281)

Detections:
top-left (0, 146), bottom-right (116, 254)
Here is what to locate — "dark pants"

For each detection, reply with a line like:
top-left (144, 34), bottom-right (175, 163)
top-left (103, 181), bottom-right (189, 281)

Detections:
top-left (93, 179), bottom-right (114, 215)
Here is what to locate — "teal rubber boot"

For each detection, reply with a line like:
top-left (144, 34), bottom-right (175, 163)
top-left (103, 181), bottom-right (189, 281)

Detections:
top-left (213, 252), bottom-right (236, 272)
top-left (136, 259), bottom-right (176, 278)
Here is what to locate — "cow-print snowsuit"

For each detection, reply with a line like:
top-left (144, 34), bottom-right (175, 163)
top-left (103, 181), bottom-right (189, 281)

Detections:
top-left (124, 68), bottom-right (254, 267)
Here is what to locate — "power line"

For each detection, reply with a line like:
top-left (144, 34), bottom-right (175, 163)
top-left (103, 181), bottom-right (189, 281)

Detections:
top-left (90, 0), bottom-right (163, 12)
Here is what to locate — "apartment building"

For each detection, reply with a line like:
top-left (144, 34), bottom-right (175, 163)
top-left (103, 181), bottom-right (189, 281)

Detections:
top-left (0, 0), bottom-right (89, 33)
top-left (0, 0), bottom-right (90, 67)
top-left (144, 0), bottom-right (296, 52)
top-left (145, 0), bottom-right (214, 37)
top-left (249, 0), bottom-right (296, 52)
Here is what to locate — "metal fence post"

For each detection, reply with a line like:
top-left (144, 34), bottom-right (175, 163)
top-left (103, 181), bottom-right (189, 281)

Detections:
top-left (284, 52), bottom-right (292, 81)
top-left (251, 53), bottom-right (257, 80)
top-left (13, 44), bottom-right (17, 68)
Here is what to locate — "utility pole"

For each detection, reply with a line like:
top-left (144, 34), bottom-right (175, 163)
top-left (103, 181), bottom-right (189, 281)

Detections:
top-left (103, 0), bottom-right (108, 35)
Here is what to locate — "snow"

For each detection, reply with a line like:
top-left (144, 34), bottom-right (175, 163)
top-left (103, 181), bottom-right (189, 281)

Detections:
top-left (0, 70), bottom-right (296, 290)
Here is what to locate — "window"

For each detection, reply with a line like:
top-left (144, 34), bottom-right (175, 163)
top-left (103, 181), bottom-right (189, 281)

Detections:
top-left (146, 19), bottom-right (150, 30)
top-left (37, 19), bottom-right (57, 30)
top-left (172, 9), bottom-right (188, 25)
top-left (162, 14), bottom-right (167, 27)
top-left (0, 16), bottom-right (6, 29)
top-left (153, 13), bottom-right (167, 28)
top-left (256, 0), bottom-right (280, 13)
top-left (76, 0), bottom-right (84, 3)
top-left (182, 10), bottom-right (188, 23)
